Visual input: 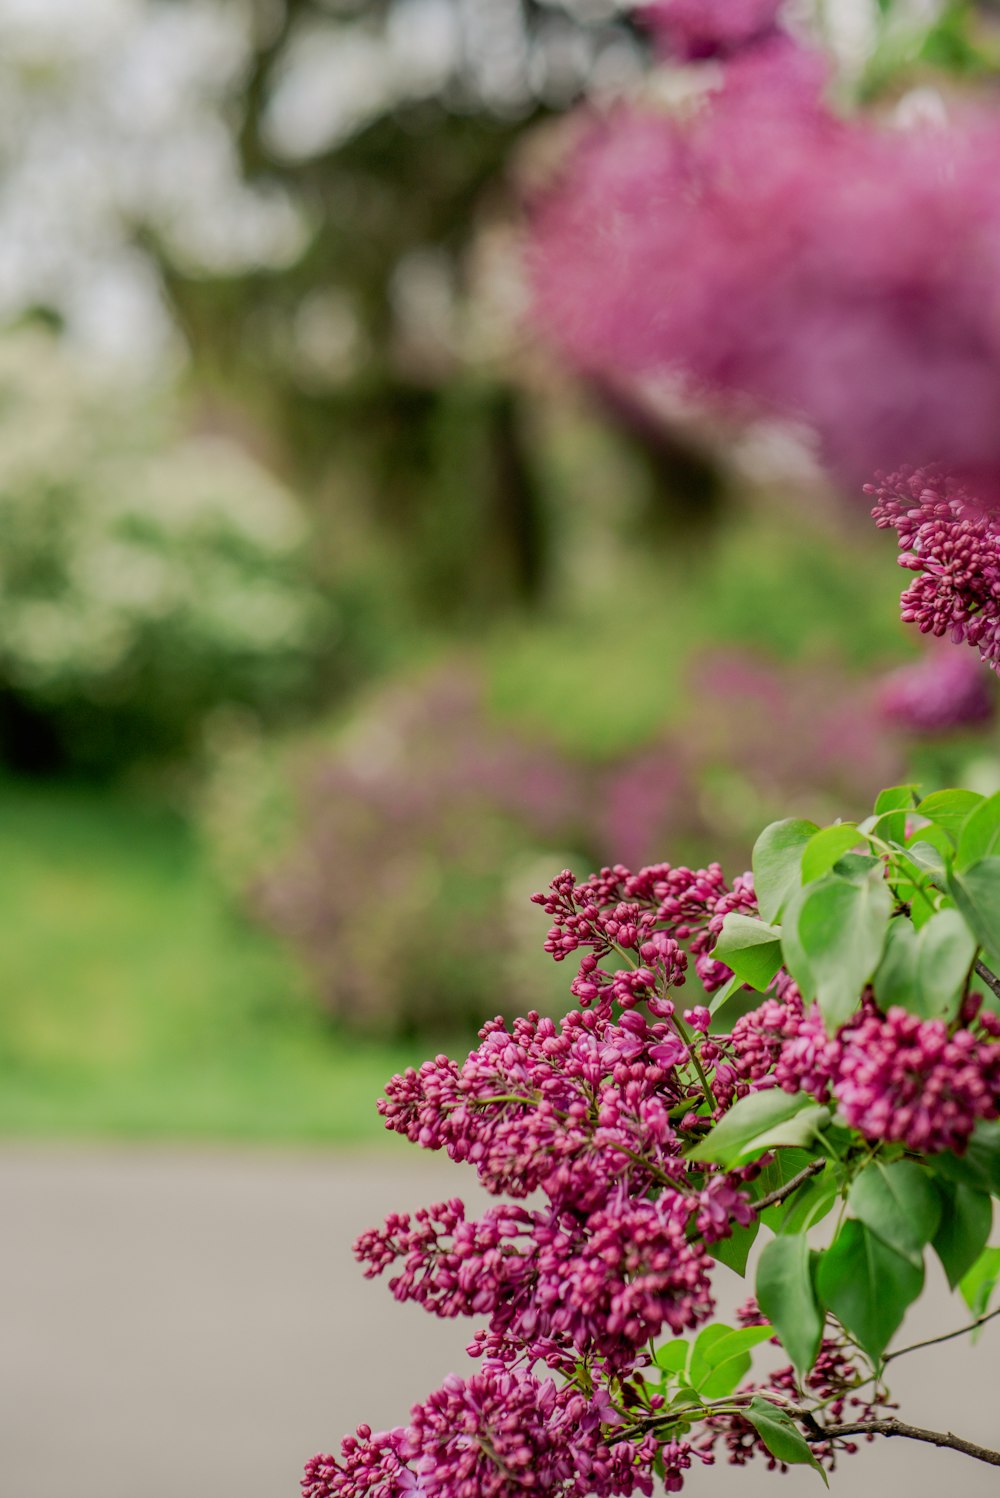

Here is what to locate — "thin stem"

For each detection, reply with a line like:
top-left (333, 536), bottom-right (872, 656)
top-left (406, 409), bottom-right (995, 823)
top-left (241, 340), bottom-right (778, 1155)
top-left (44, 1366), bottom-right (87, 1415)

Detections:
top-left (974, 958), bottom-right (1000, 1003)
top-left (752, 1158), bottom-right (826, 1213)
top-left (805, 1418), bottom-right (1000, 1469)
top-left (885, 1304), bottom-right (1000, 1364)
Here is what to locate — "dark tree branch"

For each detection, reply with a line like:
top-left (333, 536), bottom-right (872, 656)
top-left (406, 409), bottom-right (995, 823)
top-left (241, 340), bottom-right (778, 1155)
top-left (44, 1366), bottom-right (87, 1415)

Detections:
top-left (806, 1417), bottom-right (1000, 1468)
top-left (885, 1304), bottom-right (1000, 1364)
top-left (974, 958), bottom-right (1000, 1002)
top-left (752, 1158), bottom-right (826, 1213)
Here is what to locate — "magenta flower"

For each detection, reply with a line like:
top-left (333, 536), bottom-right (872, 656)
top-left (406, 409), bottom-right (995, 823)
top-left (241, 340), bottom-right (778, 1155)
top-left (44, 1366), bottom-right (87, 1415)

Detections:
top-left (877, 643), bottom-right (995, 733)
top-left (637, 0), bottom-right (784, 59)
top-left (530, 40), bottom-right (1000, 488)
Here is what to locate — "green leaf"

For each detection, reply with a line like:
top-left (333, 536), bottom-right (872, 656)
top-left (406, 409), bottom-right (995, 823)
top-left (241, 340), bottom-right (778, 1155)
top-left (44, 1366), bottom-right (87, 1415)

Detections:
top-left (817, 1219), bottom-right (924, 1363)
top-left (708, 971), bottom-right (746, 1017)
top-left (694, 1325), bottom-right (774, 1399)
top-left (876, 785), bottom-right (919, 814)
top-left (745, 1398), bottom-right (828, 1484)
top-left (929, 1119), bottom-right (1000, 1196)
top-left (932, 1181), bottom-right (993, 1290)
top-left (777, 1171), bottom-right (839, 1236)
top-left (753, 818), bottom-right (819, 924)
top-left (711, 914), bottom-right (784, 993)
top-left (874, 918), bottom-right (918, 1012)
top-left (756, 1233), bottom-right (823, 1380)
top-left (960, 1245), bottom-right (1000, 1321)
top-left (918, 789), bottom-right (985, 842)
top-left (948, 857), bottom-right (1000, 967)
top-left (801, 824), bottom-right (860, 884)
top-left (956, 792), bottom-right (1000, 870)
top-left (914, 908), bottom-right (976, 1020)
top-left (783, 869), bottom-right (893, 1030)
top-left (688, 1091), bottom-right (828, 1167)
top-left (709, 1216), bottom-right (760, 1276)
top-left (653, 1338), bottom-right (689, 1374)
top-left (847, 1160), bottom-right (940, 1268)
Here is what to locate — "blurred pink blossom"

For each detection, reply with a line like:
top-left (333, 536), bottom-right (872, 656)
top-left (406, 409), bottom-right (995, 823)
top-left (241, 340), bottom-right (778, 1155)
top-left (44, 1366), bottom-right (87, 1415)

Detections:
top-left (530, 37), bottom-right (1000, 490)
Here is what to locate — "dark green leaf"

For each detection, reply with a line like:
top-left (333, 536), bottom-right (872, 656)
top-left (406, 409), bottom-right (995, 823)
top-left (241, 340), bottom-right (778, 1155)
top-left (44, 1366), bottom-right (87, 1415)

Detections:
top-left (745, 1398), bottom-right (828, 1484)
top-left (711, 914), bottom-right (784, 993)
top-left (783, 869), bottom-right (892, 1031)
top-left (817, 1219), bottom-right (924, 1363)
top-left (709, 1217), bottom-right (760, 1276)
top-left (800, 825), bottom-right (860, 884)
top-left (756, 1233), bottom-right (823, 1381)
top-left (948, 858), bottom-right (1000, 968)
top-left (688, 1091), bottom-right (822, 1167)
top-left (753, 818), bottom-right (819, 924)
top-left (918, 789), bottom-right (985, 842)
top-left (960, 1246), bottom-right (1000, 1320)
top-left (957, 792), bottom-right (1000, 871)
top-left (777, 1170), bottom-right (839, 1236)
top-left (928, 1119), bottom-right (1000, 1196)
top-left (932, 1181), bottom-right (993, 1289)
top-left (847, 1160), bottom-right (940, 1268)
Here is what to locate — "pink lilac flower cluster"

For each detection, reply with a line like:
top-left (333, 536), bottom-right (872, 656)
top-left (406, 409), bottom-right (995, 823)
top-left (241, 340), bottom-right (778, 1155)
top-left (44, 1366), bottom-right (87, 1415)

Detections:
top-left (869, 468), bottom-right (1000, 676)
top-left (303, 1369), bottom-right (659, 1498)
top-left (714, 978), bottom-right (1000, 1155)
top-left (637, 0), bottom-right (783, 59)
top-left (530, 26), bottom-right (1000, 488)
top-left (877, 642), bottom-right (995, 734)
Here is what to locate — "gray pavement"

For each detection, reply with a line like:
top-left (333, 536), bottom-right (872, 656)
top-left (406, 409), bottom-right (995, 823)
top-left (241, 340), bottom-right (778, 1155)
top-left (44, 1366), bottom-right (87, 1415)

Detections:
top-left (0, 1145), bottom-right (997, 1497)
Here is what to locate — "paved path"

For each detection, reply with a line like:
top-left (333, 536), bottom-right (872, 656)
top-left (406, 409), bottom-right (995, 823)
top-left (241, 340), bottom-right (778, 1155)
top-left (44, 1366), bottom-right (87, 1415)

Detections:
top-left (1, 1146), bottom-right (997, 1497)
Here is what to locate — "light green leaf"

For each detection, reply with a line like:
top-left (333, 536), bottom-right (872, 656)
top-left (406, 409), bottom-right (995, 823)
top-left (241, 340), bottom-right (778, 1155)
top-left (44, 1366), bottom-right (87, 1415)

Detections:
top-left (847, 1160), bottom-right (940, 1268)
top-left (801, 824), bottom-right (860, 884)
top-left (959, 1245), bottom-right (1000, 1321)
top-left (932, 1181), bottom-right (993, 1290)
top-left (948, 858), bottom-right (1000, 968)
top-left (956, 792), bottom-right (1000, 870)
top-left (875, 785), bottom-right (919, 814)
top-left (688, 1091), bottom-right (827, 1167)
top-left (752, 818), bottom-right (819, 924)
top-left (783, 869), bottom-right (893, 1031)
top-left (918, 789), bottom-right (985, 842)
top-left (817, 1219), bottom-right (924, 1363)
top-left (745, 1399), bottom-right (828, 1484)
top-left (653, 1338), bottom-right (689, 1374)
top-left (695, 1325), bottom-right (774, 1399)
top-left (914, 908), bottom-right (976, 1020)
top-left (756, 1233), bottom-right (823, 1381)
top-left (711, 914), bottom-right (784, 993)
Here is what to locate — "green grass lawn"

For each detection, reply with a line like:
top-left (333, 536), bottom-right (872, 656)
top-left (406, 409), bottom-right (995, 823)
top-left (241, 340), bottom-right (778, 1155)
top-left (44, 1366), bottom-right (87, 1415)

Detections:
top-left (0, 779), bottom-right (431, 1142)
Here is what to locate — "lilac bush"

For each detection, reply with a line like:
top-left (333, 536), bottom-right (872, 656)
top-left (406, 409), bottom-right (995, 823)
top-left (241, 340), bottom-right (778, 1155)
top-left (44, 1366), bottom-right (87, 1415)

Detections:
top-left (304, 475), bottom-right (1000, 1492)
top-left (530, 7), bottom-right (1000, 492)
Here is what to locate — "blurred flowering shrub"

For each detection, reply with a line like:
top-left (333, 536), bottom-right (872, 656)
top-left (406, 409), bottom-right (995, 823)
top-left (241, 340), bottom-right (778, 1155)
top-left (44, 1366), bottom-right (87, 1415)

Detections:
top-left (203, 636), bottom-right (991, 1037)
top-left (530, 11), bottom-right (1000, 492)
top-left (225, 664), bottom-right (593, 1036)
top-left (0, 331), bottom-right (331, 771)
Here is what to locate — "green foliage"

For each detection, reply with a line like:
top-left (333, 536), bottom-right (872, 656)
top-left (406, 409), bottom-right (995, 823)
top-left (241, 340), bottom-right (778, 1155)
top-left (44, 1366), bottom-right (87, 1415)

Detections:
top-left (817, 1219), bottom-right (924, 1363)
top-left (688, 1090), bottom-right (829, 1167)
top-left (932, 1182), bottom-right (994, 1289)
top-left (756, 1234), bottom-right (823, 1380)
top-left (781, 865), bottom-right (892, 1030)
top-left (751, 818), bottom-right (818, 923)
top-left (0, 332), bottom-right (333, 773)
top-left (745, 1399), bottom-right (828, 1484)
top-left (846, 1161), bottom-right (940, 1268)
top-left (711, 914), bottom-right (784, 993)
top-left (0, 778), bottom-right (419, 1140)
